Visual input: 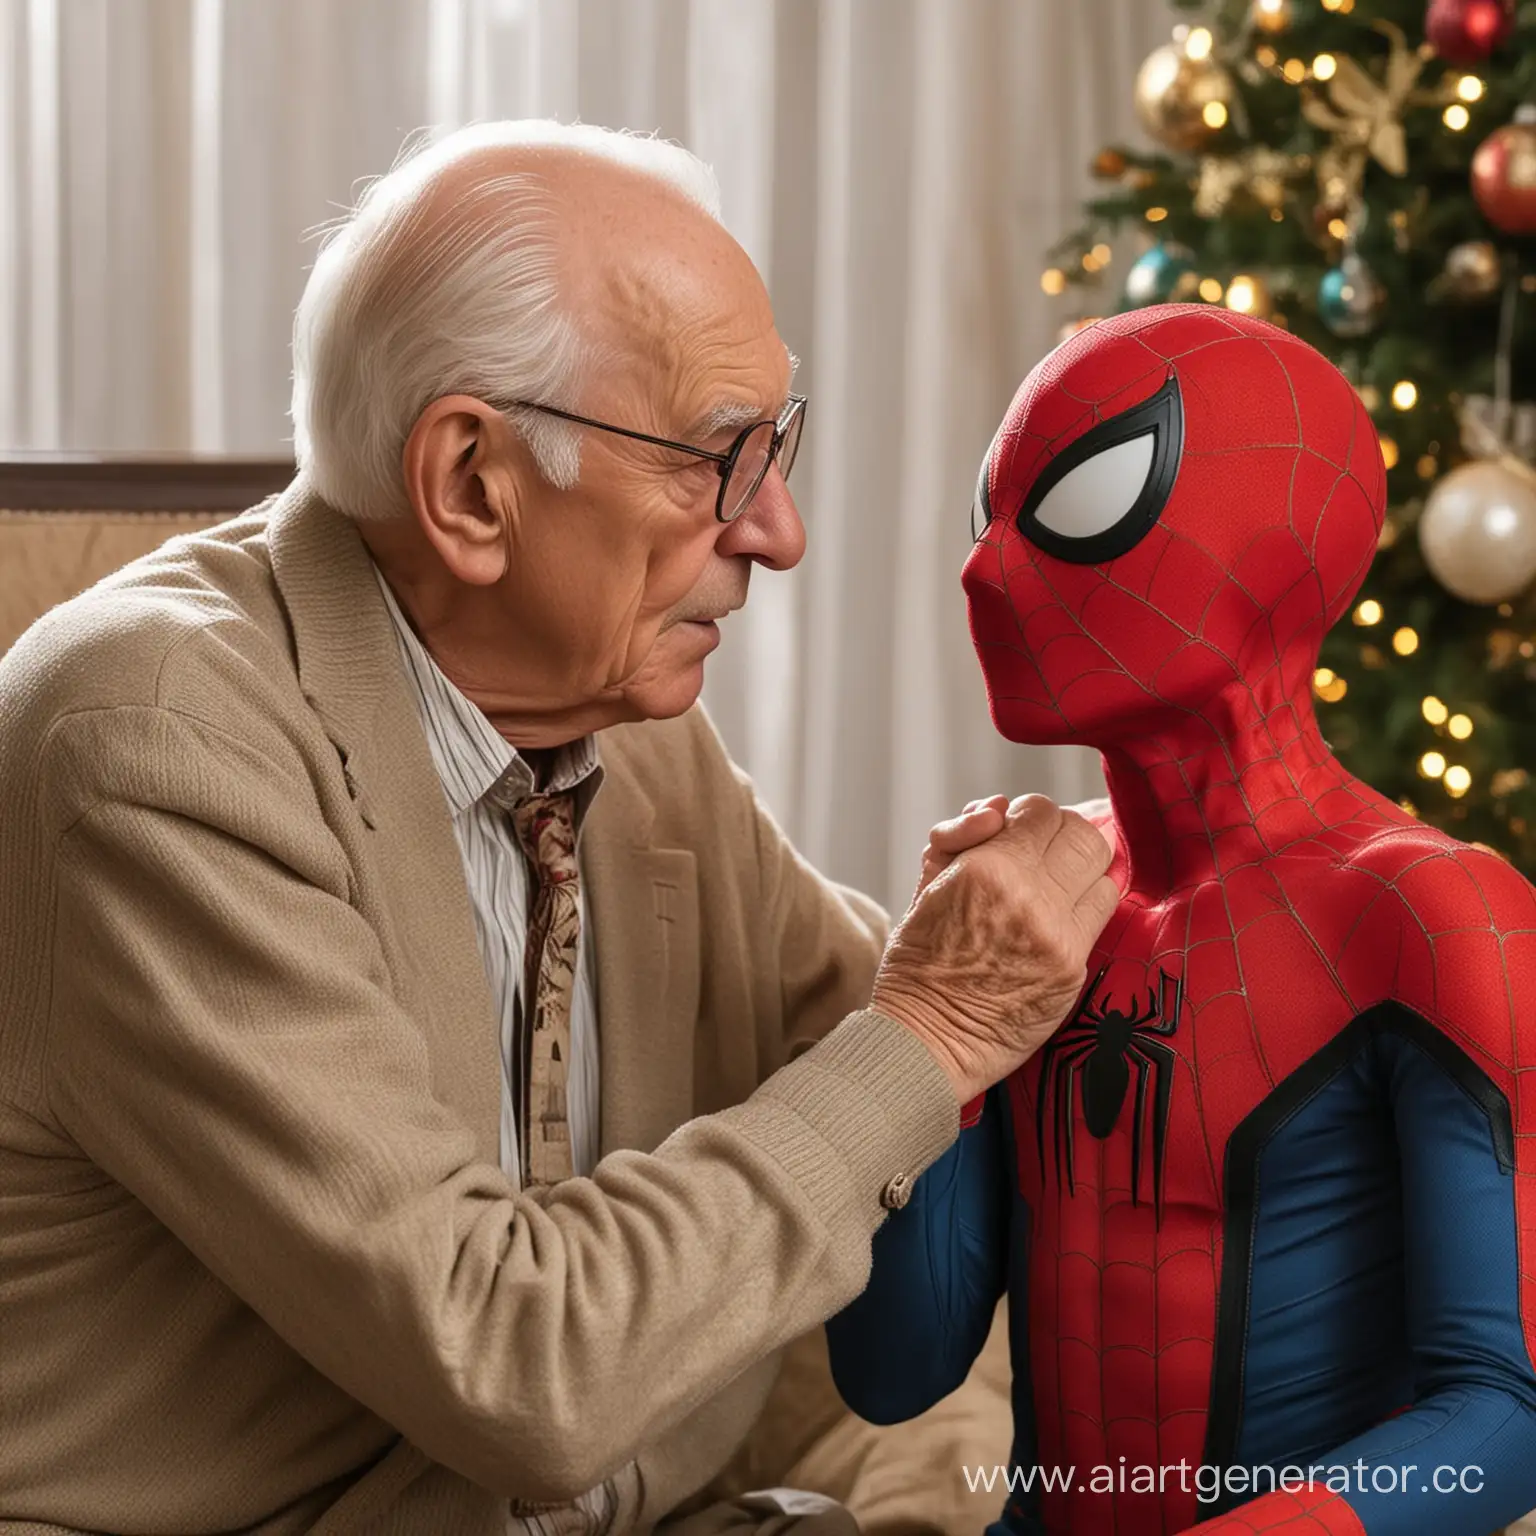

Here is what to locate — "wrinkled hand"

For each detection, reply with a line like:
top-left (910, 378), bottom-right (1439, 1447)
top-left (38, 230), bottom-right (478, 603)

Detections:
top-left (874, 795), bottom-right (1119, 1105)
top-left (912, 794), bottom-right (1113, 900)
top-left (912, 795), bottom-right (1012, 898)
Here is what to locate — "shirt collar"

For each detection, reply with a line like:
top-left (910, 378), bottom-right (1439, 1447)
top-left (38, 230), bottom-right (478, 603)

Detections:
top-left (372, 565), bottom-right (603, 823)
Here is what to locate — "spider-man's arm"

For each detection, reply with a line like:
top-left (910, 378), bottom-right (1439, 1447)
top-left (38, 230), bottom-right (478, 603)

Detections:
top-left (1180, 847), bottom-right (1536, 1536)
top-left (825, 1086), bottom-right (1009, 1423)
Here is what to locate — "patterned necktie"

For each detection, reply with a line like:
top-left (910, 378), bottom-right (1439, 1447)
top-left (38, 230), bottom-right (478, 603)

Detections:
top-left (509, 790), bottom-right (581, 1188)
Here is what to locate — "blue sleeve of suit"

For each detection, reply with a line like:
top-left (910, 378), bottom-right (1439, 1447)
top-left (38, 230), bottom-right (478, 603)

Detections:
top-left (1224, 1031), bottom-right (1536, 1536)
top-left (826, 1087), bottom-right (1010, 1423)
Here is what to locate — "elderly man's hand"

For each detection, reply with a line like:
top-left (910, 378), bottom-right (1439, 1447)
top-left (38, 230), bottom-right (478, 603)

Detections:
top-left (873, 795), bottom-right (1119, 1105)
top-left (912, 794), bottom-right (1112, 899)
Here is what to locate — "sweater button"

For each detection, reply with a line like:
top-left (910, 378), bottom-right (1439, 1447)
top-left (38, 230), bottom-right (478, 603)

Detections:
top-left (880, 1171), bottom-right (914, 1210)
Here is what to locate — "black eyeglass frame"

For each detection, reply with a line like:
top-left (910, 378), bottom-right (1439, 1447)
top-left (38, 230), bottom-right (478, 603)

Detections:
top-left (508, 393), bottom-right (807, 523)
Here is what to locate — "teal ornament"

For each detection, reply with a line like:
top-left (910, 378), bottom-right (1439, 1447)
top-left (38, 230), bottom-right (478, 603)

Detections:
top-left (1318, 252), bottom-right (1386, 338)
top-left (1122, 243), bottom-right (1197, 309)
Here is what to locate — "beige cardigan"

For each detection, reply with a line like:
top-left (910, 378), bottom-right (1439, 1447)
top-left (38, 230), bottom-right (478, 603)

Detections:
top-left (0, 482), bottom-right (958, 1534)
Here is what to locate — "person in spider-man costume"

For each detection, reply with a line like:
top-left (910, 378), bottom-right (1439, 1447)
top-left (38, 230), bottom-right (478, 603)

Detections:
top-left (825, 304), bottom-right (1536, 1535)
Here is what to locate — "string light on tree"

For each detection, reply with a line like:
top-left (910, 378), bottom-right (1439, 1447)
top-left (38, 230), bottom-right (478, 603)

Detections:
top-left (1423, 696), bottom-right (1450, 724)
top-left (1353, 599), bottom-right (1383, 625)
top-left (1394, 626), bottom-right (1420, 655)
top-left (1392, 380), bottom-right (1419, 410)
top-left (1445, 103), bottom-right (1472, 131)
top-left (1252, 0), bottom-right (1292, 32)
top-left (1449, 713), bottom-right (1475, 739)
top-left (1444, 765), bottom-right (1474, 797)
top-left (1420, 750), bottom-right (1448, 779)
top-left (1313, 667), bottom-right (1349, 702)
top-left (1225, 274), bottom-right (1273, 318)
top-left (1314, 54), bottom-right (1338, 81)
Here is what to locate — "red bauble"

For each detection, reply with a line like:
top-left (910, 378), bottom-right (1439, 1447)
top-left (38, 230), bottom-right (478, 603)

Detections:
top-left (1426, 0), bottom-right (1515, 63)
top-left (1472, 107), bottom-right (1536, 235)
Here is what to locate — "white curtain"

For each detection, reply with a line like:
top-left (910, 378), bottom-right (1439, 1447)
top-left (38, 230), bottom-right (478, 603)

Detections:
top-left (0, 0), bottom-right (1170, 911)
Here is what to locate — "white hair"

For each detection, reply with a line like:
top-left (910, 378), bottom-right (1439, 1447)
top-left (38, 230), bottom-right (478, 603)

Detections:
top-left (291, 120), bottom-right (722, 521)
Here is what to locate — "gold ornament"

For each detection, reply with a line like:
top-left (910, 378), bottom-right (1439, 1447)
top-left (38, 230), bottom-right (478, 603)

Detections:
top-left (1300, 22), bottom-right (1447, 205)
top-left (1135, 41), bottom-right (1236, 153)
top-left (1093, 147), bottom-right (1128, 179)
top-left (1433, 239), bottom-right (1504, 301)
top-left (1194, 146), bottom-right (1307, 216)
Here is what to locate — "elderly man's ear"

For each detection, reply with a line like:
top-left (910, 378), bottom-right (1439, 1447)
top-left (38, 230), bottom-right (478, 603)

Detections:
top-left (402, 394), bottom-right (524, 587)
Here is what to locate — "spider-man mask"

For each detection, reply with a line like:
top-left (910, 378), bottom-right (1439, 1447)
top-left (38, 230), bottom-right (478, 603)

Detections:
top-left (963, 305), bottom-right (1387, 749)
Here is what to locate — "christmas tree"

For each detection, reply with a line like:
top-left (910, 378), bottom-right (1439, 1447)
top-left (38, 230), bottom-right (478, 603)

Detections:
top-left (1047, 0), bottom-right (1536, 873)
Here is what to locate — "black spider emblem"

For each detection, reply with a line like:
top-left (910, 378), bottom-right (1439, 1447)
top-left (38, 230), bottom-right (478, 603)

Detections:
top-left (1035, 966), bottom-right (1183, 1223)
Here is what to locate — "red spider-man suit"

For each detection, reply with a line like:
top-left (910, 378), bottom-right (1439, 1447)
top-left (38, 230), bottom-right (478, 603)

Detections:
top-left (826, 306), bottom-right (1536, 1535)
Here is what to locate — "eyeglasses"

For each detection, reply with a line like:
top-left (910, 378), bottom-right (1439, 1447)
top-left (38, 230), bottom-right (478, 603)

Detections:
top-left (509, 393), bottom-right (806, 523)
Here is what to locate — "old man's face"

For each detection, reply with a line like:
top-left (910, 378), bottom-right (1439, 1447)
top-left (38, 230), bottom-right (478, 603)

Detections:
top-left (373, 153), bottom-right (806, 747)
top-left (491, 216), bottom-right (805, 726)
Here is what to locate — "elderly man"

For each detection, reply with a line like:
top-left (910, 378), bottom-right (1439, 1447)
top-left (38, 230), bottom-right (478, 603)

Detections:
top-left (0, 122), bottom-right (1115, 1534)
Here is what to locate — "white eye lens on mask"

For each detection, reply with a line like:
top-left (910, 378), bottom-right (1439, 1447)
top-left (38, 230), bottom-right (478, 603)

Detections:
top-left (1008, 372), bottom-right (1185, 566)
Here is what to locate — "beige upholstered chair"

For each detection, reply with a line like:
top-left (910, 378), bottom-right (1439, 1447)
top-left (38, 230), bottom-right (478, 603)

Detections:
top-left (0, 455), bottom-right (293, 655)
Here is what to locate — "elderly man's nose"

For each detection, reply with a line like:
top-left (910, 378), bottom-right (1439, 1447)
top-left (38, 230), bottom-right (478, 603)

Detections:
top-left (719, 467), bottom-right (805, 572)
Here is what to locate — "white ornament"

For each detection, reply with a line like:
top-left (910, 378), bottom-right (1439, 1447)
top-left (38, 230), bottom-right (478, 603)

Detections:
top-left (1419, 458), bottom-right (1536, 604)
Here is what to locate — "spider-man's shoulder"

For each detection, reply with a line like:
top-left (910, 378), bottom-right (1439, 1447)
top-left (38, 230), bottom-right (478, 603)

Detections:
top-left (1341, 822), bottom-right (1535, 923)
top-left (1340, 825), bottom-right (1536, 1065)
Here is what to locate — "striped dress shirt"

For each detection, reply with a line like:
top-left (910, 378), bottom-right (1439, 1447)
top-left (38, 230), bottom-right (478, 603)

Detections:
top-left (374, 569), bottom-right (603, 1186)
top-left (375, 570), bottom-right (626, 1534)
